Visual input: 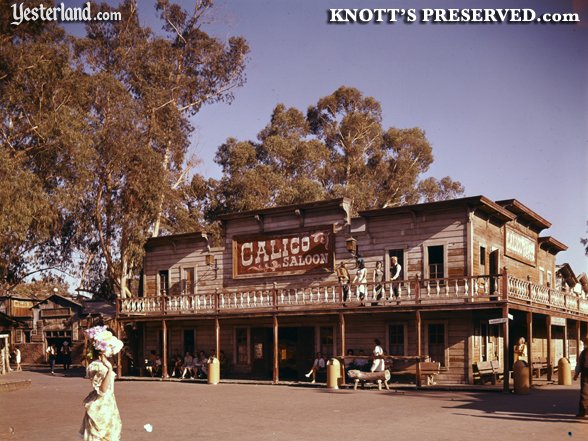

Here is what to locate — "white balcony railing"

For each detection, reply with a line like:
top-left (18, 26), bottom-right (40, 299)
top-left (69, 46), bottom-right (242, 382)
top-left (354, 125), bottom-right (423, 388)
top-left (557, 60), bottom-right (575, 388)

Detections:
top-left (118, 274), bottom-right (588, 317)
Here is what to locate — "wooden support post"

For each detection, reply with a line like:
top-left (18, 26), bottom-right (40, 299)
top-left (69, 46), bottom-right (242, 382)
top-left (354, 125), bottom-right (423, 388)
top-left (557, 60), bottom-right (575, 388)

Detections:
top-left (563, 320), bottom-right (568, 359)
top-left (339, 312), bottom-right (346, 358)
top-left (273, 315), bottom-right (279, 384)
top-left (501, 267), bottom-right (509, 300)
top-left (546, 315), bottom-right (552, 381)
top-left (527, 311), bottom-right (533, 387)
top-left (576, 320), bottom-right (581, 363)
top-left (116, 321), bottom-right (122, 377)
top-left (162, 319), bottom-right (169, 379)
top-left (502, 305), bottom-right (509, 393)
top-left (215, 318), bottom-right (220, 359)
top-left (416, 310), bottom-right (422, 388)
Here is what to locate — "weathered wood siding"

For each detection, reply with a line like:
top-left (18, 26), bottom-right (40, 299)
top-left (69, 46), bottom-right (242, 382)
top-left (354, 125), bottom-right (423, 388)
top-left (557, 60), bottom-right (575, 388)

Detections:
top-left (473, 214), bottom-right (556, 285)
top-left (356, 208), bottom-right (468, 280)
top-left (143, 238), bottom-right (223, 297)
top-left (222, 203), bottom-right (350, 290)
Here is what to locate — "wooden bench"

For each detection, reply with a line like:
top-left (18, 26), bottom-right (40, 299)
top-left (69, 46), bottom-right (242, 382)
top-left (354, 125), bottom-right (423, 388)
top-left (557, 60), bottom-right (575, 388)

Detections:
top-left (473, 361), bottom-right (503, 384)
top-left (387, 360), bottom-right (441, 385)
top-left (531, 358), bottom-right (557, 378)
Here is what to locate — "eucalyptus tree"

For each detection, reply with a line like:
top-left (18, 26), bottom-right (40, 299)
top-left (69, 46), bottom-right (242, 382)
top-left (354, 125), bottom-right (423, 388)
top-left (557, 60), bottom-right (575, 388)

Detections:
top-left (0, 0), bottom-right (248, 297)
top-left (212, 86), bottom-right (464, 215)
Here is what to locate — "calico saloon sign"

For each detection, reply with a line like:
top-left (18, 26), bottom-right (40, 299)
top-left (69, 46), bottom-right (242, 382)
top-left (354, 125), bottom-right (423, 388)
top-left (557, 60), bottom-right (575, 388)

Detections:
top-left (233, 228), bottom-right (334, 278)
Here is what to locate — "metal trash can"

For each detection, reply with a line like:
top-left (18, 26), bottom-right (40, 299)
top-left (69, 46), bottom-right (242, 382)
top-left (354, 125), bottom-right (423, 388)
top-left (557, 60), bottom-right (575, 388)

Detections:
top-left (326, 358), bottom-right (340, 389)
top-left (513, 360), bottom-right (530, 394)
top-left (557, 357), bottom-right (572, 385)
top-left (208, 357), bottom-right (220, 385)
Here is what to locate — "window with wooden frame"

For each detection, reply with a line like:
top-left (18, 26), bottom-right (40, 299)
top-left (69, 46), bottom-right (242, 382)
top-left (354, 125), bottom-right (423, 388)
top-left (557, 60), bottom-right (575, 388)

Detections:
top-left (479, 245), bottom-right (486, 274)
top-left (426, 245), bottom-right (445, 279)
top-left (425, 321), bottom-right (448, 367)
top-left (182, 267), bottom-right (196, 295)
top-left (157, 270), bottom-right (169, 296)
top-left (387, 323), bottom-right (407, 356)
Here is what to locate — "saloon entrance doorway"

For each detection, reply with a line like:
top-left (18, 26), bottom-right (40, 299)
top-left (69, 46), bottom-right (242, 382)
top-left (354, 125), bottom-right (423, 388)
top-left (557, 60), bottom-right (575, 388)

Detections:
top-left (278, 327), bottom-right (315, 381)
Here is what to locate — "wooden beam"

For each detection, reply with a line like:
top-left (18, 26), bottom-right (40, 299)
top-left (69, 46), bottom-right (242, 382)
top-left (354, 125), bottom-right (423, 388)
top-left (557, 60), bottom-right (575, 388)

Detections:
top-left (215, 318), bottom-right (220, 359)
top-left (339, 312), bottom-right (346, 357)
top-left (416, 310), bottom-right (422, 388)
top-left (273, 315), bottom-right (279, 384)
top-left (502, 305), bottom-right (509, 393)
top-left (577, 320), bottom-right (581, 364)
top-left (116, 321), bottom-right (122, 377)
top-left (546, 315), bottom-right (552, 381)
top-left (563, 319), bottom-right (568, 359)
top-left (162, 319), bottom-right (169, 378)
top-left (527, 311), bottom-right (533, 388)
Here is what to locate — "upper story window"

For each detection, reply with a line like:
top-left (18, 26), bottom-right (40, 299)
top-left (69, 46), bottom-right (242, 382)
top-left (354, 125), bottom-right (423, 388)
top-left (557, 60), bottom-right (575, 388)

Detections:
top-left (183, 268), bottom-right (196, 295)
top-left (427, 245), bottom-right (445, 279)
top-left (158, 270), bottom-right (169, 296)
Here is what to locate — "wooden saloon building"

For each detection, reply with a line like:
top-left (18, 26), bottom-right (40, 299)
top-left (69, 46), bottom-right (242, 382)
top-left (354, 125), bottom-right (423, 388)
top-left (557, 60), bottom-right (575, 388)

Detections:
top-left (117, 196), bottom-right (588, 385)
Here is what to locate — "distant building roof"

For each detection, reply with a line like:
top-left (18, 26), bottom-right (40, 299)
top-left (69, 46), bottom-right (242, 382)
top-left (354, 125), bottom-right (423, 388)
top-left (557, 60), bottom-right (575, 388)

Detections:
top-left (81, 301), bottom-right (116, 319)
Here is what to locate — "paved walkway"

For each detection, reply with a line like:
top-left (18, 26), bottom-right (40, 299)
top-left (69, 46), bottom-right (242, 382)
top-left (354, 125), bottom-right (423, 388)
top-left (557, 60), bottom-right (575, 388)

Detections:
top-left (1, 368), bottom-right (586, 440)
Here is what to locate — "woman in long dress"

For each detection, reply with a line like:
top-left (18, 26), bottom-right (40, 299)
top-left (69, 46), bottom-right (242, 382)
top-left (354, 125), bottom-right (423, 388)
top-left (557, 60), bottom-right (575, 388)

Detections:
top-left (80, 326), bottom-right (123, 441)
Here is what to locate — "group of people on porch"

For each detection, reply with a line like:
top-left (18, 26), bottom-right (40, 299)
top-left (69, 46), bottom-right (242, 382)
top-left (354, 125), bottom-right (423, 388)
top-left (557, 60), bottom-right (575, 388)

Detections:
top-left (336, 256), bottom-right (402, 306)
top-left (144, 349), bottom-right (227, 379)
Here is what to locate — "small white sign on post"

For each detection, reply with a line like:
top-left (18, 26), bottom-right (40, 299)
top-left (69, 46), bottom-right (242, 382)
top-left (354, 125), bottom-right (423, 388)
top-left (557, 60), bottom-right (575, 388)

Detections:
top-left (489, 318), bottom-right (509, 325)
top-left (551, 317), bottom-right (566, 327)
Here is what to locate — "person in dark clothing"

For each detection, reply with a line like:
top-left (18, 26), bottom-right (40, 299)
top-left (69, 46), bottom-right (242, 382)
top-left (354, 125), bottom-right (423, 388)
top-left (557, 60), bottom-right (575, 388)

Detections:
top-left (573, 336), bottom-right (588, 418)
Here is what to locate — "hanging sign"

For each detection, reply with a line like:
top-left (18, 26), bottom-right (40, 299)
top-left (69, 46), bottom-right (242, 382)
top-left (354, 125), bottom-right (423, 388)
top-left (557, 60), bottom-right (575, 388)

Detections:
top-left (233, 227), bottom-right (334, 278)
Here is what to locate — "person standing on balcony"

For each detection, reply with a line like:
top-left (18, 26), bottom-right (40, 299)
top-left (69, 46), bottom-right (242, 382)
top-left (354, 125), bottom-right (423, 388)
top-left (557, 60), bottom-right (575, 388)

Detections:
top-left (337, 261), bottom-right (351, 304)
top-left (353, 258), bottom-right (367, 305)
top-left (373, 261), bottom-right (384, 303)
top-left (573, 336), bottom-right (588, 418)
top-left (390, 256), bottom-right (402, 300)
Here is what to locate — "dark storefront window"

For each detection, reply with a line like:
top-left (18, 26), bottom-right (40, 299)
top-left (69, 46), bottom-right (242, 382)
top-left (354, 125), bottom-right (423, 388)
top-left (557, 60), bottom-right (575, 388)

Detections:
top-left (388, 324), bottom-right (405, 356)
top-left (236, 328), bottom-right (248, 365)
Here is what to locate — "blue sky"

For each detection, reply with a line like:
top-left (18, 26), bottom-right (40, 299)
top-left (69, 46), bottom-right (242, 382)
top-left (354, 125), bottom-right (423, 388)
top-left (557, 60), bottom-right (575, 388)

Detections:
top-left (71, 0), bottom-right (588, 274)
top-left (172, 0), bottom-right (587, 273)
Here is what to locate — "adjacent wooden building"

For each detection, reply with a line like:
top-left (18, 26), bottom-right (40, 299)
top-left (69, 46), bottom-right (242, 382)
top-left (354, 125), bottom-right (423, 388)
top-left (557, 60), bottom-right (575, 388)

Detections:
top-left (118, 196), bottom-right (588, 385)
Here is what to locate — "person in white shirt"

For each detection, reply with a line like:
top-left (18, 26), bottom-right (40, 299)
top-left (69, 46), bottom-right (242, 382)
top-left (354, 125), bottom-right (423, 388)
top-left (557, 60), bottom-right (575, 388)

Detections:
top-left (390, 256), bottom-right (402, 300)
top-left (14, 346), bottom-right (22, 371)
top-left (181, 352), bottom-right (194, 379)
top-left (353, 258), bottom-right (367, 305)
top-left (304, 352), bottom-right (326, 384)
top-left (370, 339), bottom-right (385, 372)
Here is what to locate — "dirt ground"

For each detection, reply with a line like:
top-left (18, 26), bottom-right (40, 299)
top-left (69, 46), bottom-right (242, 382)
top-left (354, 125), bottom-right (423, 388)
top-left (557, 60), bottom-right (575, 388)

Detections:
top-left (1, 368), bottom-right (587, 441)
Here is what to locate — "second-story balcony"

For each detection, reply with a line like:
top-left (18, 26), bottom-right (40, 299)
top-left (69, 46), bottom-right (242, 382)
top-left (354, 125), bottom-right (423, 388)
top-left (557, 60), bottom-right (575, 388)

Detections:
top-left (118, 272), bottom-right (588, 318)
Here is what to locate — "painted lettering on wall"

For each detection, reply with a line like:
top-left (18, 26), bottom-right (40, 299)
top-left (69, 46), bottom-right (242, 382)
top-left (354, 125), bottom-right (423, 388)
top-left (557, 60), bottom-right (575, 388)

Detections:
top-left (505, 227), bottom-right (536, 265)
top-left (234, 229), bottom-right (334, 278)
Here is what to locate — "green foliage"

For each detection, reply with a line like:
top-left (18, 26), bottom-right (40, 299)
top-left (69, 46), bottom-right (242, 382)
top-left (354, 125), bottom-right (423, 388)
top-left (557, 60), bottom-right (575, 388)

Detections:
top-left (212, 86), bottom-right (465, 214)
top-left (0, 0), bottom-right (248, 297)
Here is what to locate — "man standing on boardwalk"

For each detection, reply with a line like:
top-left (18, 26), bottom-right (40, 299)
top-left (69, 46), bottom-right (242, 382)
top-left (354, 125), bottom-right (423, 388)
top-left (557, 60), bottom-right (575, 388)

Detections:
top-left (573, 336), bottom-right (588, 418)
